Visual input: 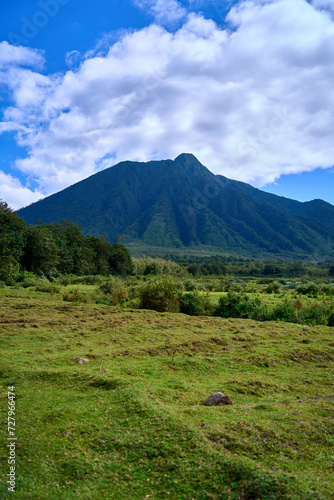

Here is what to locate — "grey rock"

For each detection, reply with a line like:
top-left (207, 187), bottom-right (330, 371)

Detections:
top-left (203, 392), bottom-right (233, 406)
top-left (303, 327), bottom-right (311, 331)
top-left (75, 357), bottom-right (89, 364)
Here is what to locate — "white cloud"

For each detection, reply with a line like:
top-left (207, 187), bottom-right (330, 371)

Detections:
top-left (134, 0), bottom-right (187, 26)
top-left (311, 0), bottom-right (334, 20)
top-left (0, 171), bottom-right (44, 211)
top-left (1, 0), bottom-right (334, 209)
top-left (0, 41), bottom-right (44, 69)
top-left (65, 50), bottom-right (81, 68)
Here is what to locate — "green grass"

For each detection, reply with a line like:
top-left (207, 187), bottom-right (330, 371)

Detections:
top-left (0, 286), bottom-right (333, 499)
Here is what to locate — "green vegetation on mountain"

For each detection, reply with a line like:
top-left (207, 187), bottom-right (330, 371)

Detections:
top-left (17, 154), bottom-right (334, 258)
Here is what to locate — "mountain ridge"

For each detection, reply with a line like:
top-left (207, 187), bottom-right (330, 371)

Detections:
top-left (17, 154), bottom-right (334, 258)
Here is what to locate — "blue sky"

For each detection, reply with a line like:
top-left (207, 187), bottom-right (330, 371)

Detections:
top-left (1, 0), bottom-right (334, 209)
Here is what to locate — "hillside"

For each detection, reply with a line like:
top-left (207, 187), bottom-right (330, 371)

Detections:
top-left (217, 175), bottom-right (334, 228)
top-left (18, 154), bottom-right (334, 258)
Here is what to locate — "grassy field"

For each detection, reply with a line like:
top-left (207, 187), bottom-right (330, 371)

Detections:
top-left (0, 285), bottom-right (333, 499)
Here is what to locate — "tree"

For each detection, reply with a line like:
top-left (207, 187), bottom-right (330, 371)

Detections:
top-left (0, 200), bottom-right (26, 282)
top-left (0, 200), bottom-right (26, 235)
top-left (108, 243), bottom-right (133, 276)
top-left (21, 225), bottom-right (59, 275)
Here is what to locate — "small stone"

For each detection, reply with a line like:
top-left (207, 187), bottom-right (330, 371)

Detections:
top-left (296, 395), bottom-right (301, 399)
top-left (203, 392), bottom-right (233, 406)
top-left (75, 357), bottom-right (89, 364)
top-left (303, 327), bottom-right (311, 331)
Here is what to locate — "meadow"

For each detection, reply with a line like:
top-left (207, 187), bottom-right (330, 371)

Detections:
top-left (0, 279), bottom-right (333, 499)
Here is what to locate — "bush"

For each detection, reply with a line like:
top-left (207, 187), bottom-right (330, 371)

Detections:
top-left (35, 282), bottom-right (60, 294)
top-left (139, 278), bottom-right (179, 312)
top-left (215, 291), bottom-right (260, 319)
top-left (0, 256), bottom-right (20, 284)
top-left (21, 278), bottom-right (38, 288)
top-left (296, 282), bottom-right (319, 296)
top-left (181, 279), bottom-right (198, 291)
top-left (62, 290), bottom-right (88, 303)
top-left (58, 276), bottom-right (73, 286)
top-left (319, 284), bottom-right (334, 296)
top-left (179, 291), bottom-right (211, 316)
top-left (73, 275), bottom-right (104, 285)
top-left (132, 257), bottom-right (187, 277)
top-left (265, 281), bottom-right (281, 294)
top-left (270, 299), bottom-right (298, 323)
top-left (296, 299), bottom-right (332, 326)
top-left (99, 278), bottom-right (128, 305)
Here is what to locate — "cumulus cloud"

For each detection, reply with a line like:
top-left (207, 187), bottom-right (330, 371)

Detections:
top-left (0, 41), bottom-right (44, 69)
top-left (311, 0), bottom-right (334, 20)
top-left (1, 0), bottom-right (334, 208)
top-left (0, 171), bottom-right (44, 210)
top-left (134, 0), bottom-right (187, 26)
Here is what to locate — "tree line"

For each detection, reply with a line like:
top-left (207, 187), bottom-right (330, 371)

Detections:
top-left (0, 200), bottom-right (133, 283)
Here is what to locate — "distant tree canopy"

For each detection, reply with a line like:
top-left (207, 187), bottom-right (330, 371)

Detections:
top-left (0, 200), bottom-right (133, 281)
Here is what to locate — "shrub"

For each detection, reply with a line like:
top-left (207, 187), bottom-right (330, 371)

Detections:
top-left (73, 275), bottom-right (104, 285)
top-left (328, 313), bottom-right (334, 327)
top-left (99, 278), bottom-right (128, 305)
top-left (215, 291), bottom-right (260, 319)
top-left (35, 282), bottom-right (60, 294)
top-left (62, 290), bottom-right (87, 303)
top-left (181, 279), bottom-right (198, 291)
top-left (132, 257), bottom-right (187, 277)
top-left (270, 299), bottom-right (298, 323)
top-left (296, 299), bottom-right (332, 326)
top-left (21, 278), bottom-right (38, 288)
top-left (179, 291), bottom-right (211, 316)
top-left (320, 284), bottom-right (334, 296)
top-left (296, 282), bottom-right (319, 296)
top-left (58, 276), bottom-right (73, 286)
top-left (0, 256), bottom-right (20, 284)
top-left (139, 278), bottom-right (179, 312)
top-left (265, 281), bottom-right (281, 294)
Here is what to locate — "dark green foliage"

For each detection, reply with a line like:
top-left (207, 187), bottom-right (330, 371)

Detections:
top-left (296, 282), bottom-right (319, 296)
top-left (216, 291), bottom-right (262, 319)
top-left (99, 278), bottom-right (129, 305)
top-left (178, 291), bottom-right (211, 316)
top-left (0, 200), bottom-right (26, 234)
top-left (62, 289), bottom-right (87, 303)
top-left (270, 299), bottom-right (298, 323)
top-left (0, 204), bottom-right (134, 279)
top-left (108, 243), bottom-right (134, 276)
top-left (216, 292), bottom-right (333, 326)
top-left (265, 281), bottom-right (281, 294)
top-left (143, 262), bottom-right (160, 275)
top-left (0, 200), bottom-right (26, 282)
top-left (35, 282), bottom-right (60, 294)
top-left (21, 225), bottom-right (60, 275)
top-left (139, 278), bottom-right (179, 312)
top-left (187, 264), bottom-right (200, 276)
top-left (328, 313), bottom-right (334, 327)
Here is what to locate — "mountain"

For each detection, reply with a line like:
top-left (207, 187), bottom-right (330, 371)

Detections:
top-left (17, 154), bottom-right (334, 258)
top-left (216, 175), bottom-right (334, 228)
